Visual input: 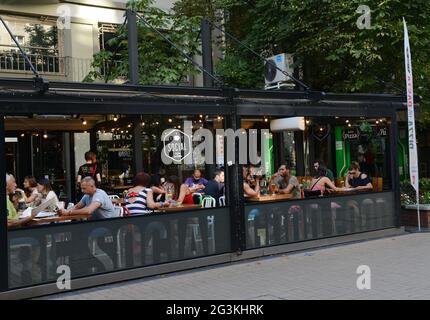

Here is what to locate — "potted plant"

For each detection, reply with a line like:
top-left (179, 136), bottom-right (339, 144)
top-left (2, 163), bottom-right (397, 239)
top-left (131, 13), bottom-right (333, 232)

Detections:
top-left (400, 179), bottom-right (430, 228)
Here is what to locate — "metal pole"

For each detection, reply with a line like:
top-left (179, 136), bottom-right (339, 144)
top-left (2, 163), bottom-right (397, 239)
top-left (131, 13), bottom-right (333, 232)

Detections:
top-left (390, 111), bottom-right (402, 229)
top-left (127, 9), bottom-right (139, 85)
top-left (133, 117), bottom-right (144, 174)
top-left (201, 17), bottom-right (214, 88)
top-left (0, 114), bottom-right (8, 292)
top-left (201, 17), bottom-right (216, 180)
top-left (225, 91), bottom-right (245, 253)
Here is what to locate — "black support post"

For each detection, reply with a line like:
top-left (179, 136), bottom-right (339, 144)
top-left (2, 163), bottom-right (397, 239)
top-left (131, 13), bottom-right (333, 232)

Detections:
top-left (127, 9), bottom-right (139, 85)
top-left (0, 115), bottom-right (8, 292)
top-left (201, 17), bottom-right (216, 179)
top-left (226, 100), bottom-right (246, 253)
top-left (201, 17), bottom-right (214, 88)
top-left (295, 131), bottom-right (305, 176)
top-left (390, 111), bottom-right (401, 227)
top-left (133, 117), bottom-right (143, 174)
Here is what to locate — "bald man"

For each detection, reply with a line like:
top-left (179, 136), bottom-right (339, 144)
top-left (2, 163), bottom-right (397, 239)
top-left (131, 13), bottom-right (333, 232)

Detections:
top-left (58, 177), bottom-right (115, 220)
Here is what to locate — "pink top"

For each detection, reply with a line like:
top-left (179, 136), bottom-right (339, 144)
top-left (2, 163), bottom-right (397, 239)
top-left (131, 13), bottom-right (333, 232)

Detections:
top-left (311, 178), bottom-right (325, 193)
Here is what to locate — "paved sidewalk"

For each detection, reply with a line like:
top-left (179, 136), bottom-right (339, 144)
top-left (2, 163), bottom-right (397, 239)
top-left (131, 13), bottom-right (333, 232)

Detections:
top-left (39, 232), bottom-right (430, 300)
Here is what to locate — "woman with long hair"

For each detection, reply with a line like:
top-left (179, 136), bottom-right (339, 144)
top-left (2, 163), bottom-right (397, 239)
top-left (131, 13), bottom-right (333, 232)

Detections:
top-left (36, 178), bottom-right (59, 207)
top-left (22, 176), bottom-right (39, 205)
top-left (165, 175), bottom-right (194, 204)
top-left (310, 165), bottom-right (341, 194)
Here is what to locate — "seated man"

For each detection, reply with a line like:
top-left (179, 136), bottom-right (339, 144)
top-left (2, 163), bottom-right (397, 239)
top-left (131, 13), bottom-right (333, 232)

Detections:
top-left (313, 159), bottom-right (335, 181)
top-left (271, 165), bottom-right (300, 199)
top-left (184, 169), bottom-right (208, 193)
top-left (58, 177), bottom-right (115, 219)
top-left (204, 169), bottom-right (225, 205)
top-left (345, 161), bottom-right (373, 190)
top-left (6, 174), bottom-right (35, 228)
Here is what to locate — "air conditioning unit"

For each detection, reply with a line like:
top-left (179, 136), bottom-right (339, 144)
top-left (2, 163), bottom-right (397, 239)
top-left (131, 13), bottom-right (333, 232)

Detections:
top-left (264, 53), bottom-right (294, 85)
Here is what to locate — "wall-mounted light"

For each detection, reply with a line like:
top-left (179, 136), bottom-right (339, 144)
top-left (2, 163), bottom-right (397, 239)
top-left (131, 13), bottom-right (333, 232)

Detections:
top-left (345, 120), bottom-right (350, 123)
top-left (81, 118), bottom-right (87, 125)
top-left (20, 133), bottom-right (25, 137)
top-left (306, 120), bottom-right (310, 125)
top-left (43, 131), bottom-right (48, 139)
top-left (113, 115), bottom-right (118, 122)
top-left (376, 120), bottom-right (380, 124)
top-left (168, 118), bottom-right (173, 123)
top-left (264, 117), bottom-right (269, 123)
top-left (348, 123), bottom-right (352, 127)
top-left (141, 122), bottom-right (145, 126)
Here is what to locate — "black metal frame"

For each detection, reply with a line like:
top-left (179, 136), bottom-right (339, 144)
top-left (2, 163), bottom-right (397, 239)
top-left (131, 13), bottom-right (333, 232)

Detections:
top-left (0, 76), bottom-right (409, 294)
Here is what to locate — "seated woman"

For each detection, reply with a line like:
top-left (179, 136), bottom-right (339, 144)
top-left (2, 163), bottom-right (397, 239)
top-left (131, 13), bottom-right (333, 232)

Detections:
top-left (150, 174), bottom-right (166, 202)
top-left (36, 178), bottom-right (59, 209)
top-left (345, 161), bottom-right (373, 191)
top-left (165, 175), bottom-right (194, 204)
top-left (243, 166), bottom-right (260, 197)
top-left (125, 172), bottom-right (163, 215)
top-left (309, 165), bottom-right (343, 195)
top-left (19, 176), bottom-right (39, 206)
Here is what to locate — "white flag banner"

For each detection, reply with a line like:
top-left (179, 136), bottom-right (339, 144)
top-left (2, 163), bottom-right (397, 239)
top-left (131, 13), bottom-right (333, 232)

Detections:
top-left (403, 18), bottom-right (420, 229)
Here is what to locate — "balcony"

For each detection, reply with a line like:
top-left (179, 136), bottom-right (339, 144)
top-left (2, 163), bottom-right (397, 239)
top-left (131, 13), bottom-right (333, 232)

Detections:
top-left (0, 45), bottom-right (95, 82)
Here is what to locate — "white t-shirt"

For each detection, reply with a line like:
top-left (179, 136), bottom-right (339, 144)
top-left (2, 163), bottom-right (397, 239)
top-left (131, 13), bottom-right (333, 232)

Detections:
top-left (42, 190), bottom-right (59, 209)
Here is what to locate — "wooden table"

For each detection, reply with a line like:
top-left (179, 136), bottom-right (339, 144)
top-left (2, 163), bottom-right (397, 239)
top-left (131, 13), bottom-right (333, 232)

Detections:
top-left (328, 188), bottom-right (372, 196)
top-left (245, 193), bottom-right (293, 202)
top-left (28, 214), bottom-right (89, 226)
top-left (158, 204), bottom-right (201, 212)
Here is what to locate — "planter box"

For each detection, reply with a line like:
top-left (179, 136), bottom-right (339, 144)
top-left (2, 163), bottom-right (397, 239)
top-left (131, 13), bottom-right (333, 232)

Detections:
top-left (401, 204), bottom-right (430, 227)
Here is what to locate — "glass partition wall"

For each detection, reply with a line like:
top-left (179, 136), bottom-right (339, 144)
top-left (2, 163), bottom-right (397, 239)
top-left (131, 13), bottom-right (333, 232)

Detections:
top-left (242, 115), bottom-right (396, 250)
top-left (1, 99), bottom-right (401, 293)
top-left (5, 112), bottom-right (231, 289)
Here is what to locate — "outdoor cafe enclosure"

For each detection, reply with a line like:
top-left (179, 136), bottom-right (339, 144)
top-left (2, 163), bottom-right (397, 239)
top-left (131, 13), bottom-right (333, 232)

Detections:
top-left (0, 78), bottom-right (408, 298)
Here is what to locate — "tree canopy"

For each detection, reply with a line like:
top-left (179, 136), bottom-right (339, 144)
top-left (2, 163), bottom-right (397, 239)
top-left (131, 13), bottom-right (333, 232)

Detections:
top-left (85, 0), bottom-right (430, 123)
top-left (84, 0), bottom-right (202, 85)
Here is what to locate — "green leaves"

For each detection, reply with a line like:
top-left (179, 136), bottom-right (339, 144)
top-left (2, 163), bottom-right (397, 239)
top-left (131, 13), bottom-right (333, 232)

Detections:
top-left (85, 0), bottom-right (201, 85)
top-left (209, 0), bottom-right (430, 121)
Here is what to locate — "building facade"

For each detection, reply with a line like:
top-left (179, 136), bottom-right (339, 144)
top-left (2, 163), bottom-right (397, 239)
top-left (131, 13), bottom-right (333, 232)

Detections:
top-left (0, 0), bottom-right (176, 82)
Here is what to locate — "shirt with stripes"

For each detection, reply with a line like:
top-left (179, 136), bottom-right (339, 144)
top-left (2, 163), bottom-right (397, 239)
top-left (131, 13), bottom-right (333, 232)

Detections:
top-left (125, 188), bottom-right (153, 215)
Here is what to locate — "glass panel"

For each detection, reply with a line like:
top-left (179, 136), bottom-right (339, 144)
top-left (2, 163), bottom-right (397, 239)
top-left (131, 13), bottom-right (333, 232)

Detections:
top-left (8, 207), bottom-right (231, 289)
top-left (5, 113), bottom-right (227, 232)
top-left (245, 191), bottom-right (395, 249)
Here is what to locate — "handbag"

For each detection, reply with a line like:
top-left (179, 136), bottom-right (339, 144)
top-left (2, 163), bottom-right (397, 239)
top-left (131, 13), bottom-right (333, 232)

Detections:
top-left (304, 178), bottom-right (323, 198)
top-left (304, 189), bottom-right (322, 198)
